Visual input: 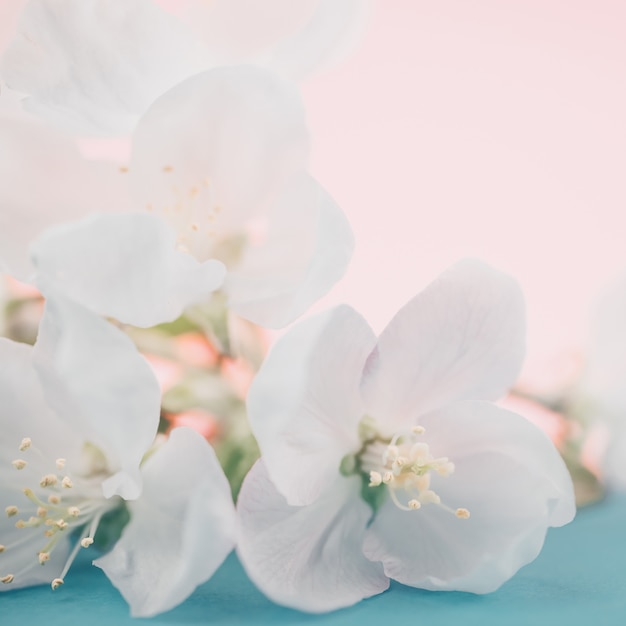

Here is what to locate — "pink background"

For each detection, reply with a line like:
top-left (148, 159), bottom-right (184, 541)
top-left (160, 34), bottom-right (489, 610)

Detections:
top-left (303, 0), bottom-right (626, 387)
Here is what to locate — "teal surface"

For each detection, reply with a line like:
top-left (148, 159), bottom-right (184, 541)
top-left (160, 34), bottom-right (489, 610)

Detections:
top-left (2, 494), bottom-right (625, 625)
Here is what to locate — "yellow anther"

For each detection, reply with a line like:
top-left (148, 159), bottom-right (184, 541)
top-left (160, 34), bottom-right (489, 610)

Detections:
top-left (0, 545), bottom-right (5, 553)
top-left (38, 552), bottom-right (50, 565)
top-left (67, 507), bottom-right (80, 517)
top-left (456, 508), bottom-right (470, 519)
top-left (191, 223), bottom-right (199, 231)
top-left (48, 495), bottom-right (61, 505)
top-left (118, 166), bottom-right (129, 173)
top-left (408, 499), bottom-right (422, 510)
top-left (56, 459), bottom-right (66, 470)
top-left (81, 538), bottom-right (94, 548)
top-left (12, 459), bottom-right (27, 470)
top-left (51, 578), bottom-right (64, 590)
top-left (37, 507), bottom-right (48, 518)
top-left (19, 438), bottom-right (32, 451)
top-left (382, 471), bottom-right (394, 484)
top-left (55, 520), bottom-right (68, 531)
top-left (163, 165), bottom-right (174, 173)
top-left (40, 474), bottom-right (58, 488)
top-left (369, 471), bottom-right (382, 487)
top-left (411, 425), bottom-right (426, 435)
top-left (1, 575), bottom-right (14, 584)
top-left (61, 476), bottom-right (73, 489)
top-left (5, 506), bottom-right (18, 517)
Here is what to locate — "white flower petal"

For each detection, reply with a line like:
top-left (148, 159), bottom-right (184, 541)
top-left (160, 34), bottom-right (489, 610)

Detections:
top-left (361, 259), bottom-right (526, 431)
top-left (266, 0), bottom-right (374, 79)
top-left (237, 460), bottom-right (388, 613)
top-left (31, 212), bottom-right (226, 327)
top-left (156, 0), bottom-right (372, 80)
top-left (32, 294), bottom-right (161, 500)
top-left (129, 65), bottom-right (309, 251)
top-left (0, 114), bottom-right (114, 280)
top-left (363, 401), bottom-right (575, 593)
top-left (226, 172), bottom-right (354, 328)
top-left (247, 306), bottom-right (375, 505)
top-left (156, 0), bottom-right (318, 66)
top-left (0, 337), bottom-right (81, 461)
top-left (95, 428), bottom-right (236, 618)
top-left (0, 0), bottom-right (210, 134)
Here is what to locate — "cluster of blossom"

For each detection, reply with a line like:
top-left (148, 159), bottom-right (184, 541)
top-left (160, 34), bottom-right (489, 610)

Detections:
top-left (0, 0), bottom-right (576, 618)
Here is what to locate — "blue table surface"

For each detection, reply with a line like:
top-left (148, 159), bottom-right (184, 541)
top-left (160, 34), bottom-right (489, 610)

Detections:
top-left (2, 493), bottom-right (625, 625)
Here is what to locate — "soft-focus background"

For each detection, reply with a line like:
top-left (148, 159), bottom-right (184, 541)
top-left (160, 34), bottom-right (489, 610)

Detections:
top-left (304, 0), bottom-right (625, 390)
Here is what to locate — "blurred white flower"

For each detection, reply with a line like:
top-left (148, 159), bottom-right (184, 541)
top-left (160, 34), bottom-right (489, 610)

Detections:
top-left (0, 293), bottom-right (236, 617)
top-left (237, 260), bottom-right (575, 612)
top-left (1, 0), bottom-right (371, 135)
top-left (573, 274), bottom-right (626, 489)
top-left (0, 66), bottom-right (353, 328)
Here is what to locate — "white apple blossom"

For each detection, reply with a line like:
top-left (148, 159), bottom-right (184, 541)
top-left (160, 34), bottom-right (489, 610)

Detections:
top-left (0, 66), bottom-right (352, 328)
top-left (0, 0), bottom-right (371, 135)
top-left (0, 293), bottom-right (237, 617)
top-left (237, 260), bottom-right (576, 612)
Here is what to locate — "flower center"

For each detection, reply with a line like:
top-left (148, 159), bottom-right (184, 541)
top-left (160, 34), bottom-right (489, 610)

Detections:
top-left (122, 164), bottom-right (254, 266)
top-left (1, 437), bottom-right (123, 590)
top-left (347, 420), bottom-right (470, 519)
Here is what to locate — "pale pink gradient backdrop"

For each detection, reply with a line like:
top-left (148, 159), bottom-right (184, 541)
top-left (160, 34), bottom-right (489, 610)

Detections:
top-left (301, 0), bottom-right (626, 385)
